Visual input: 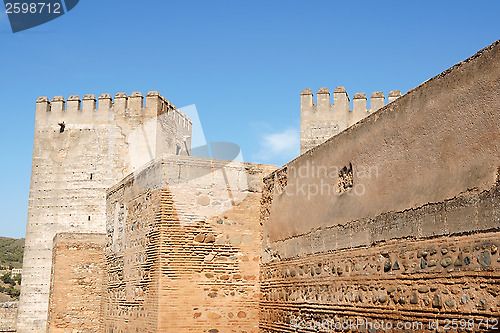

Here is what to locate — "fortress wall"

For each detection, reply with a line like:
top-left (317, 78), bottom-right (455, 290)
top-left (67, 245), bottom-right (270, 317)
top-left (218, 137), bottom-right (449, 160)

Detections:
top-left (104, 156), bottom-right (275, 333)
top-left (19, 92), bottom-right (191, 332)
top-left (268, 40), bottom-right (500, 248)
top-left (46, 233), bottom-right (106, 333)
top-left (0, 302), bottom-right (17, 332)
top-left (261, 40), bottom-right (500, 331)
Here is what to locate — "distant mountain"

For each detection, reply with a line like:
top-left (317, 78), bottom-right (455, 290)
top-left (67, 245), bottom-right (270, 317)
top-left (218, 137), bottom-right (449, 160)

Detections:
top-left (0, 237), bottom-right (24, 269)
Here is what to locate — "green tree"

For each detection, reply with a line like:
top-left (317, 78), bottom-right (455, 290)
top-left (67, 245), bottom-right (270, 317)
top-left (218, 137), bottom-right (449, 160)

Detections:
top-left (13, 274), bottom-right (21, 285)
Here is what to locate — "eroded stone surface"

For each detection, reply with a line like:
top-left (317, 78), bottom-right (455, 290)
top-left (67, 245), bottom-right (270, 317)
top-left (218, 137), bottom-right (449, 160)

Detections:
top-left (47, 233), bottom-right (105, 333)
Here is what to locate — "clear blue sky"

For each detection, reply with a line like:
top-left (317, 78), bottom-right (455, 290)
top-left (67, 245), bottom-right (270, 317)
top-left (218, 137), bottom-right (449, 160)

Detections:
top-left (0, 0), bottom-right (498, 238)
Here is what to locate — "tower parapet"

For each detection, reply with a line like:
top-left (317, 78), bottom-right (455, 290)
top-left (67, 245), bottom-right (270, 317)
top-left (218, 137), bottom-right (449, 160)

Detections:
top-left (388, 90), bottom-right (402, 103)
top-left (51, 96), bottom-right (65, 113)
top-left (36, 97), bottom-right (50, 113)
top-left (114, 93), bottom-right (127, 113)
top-left (82, 94), bottom-right (97, 112)
top-left (67, 95), bottom-right (81, 111)
top-left (300, 87), bottom-right (402, 153)
top-left (128, 91), bottom-right (143, 110)
top-left (352, 92), bottom-right (367, 124)
top-left (98, 93), bottom-right (112, 109)
top-left (33, 91), bottom-right (191, 127)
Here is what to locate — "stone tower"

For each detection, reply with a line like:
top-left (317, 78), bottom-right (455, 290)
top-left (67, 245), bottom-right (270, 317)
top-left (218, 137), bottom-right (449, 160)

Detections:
top-left (18, 92), bottom-right (192, 332)
top-left (300, 87), bottom-right (401, 153)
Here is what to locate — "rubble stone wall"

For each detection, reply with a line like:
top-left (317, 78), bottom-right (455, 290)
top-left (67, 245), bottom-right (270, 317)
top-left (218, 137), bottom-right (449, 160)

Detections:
top-left (260, 185), bottom-right (500, 331)
top-left (47, 233), bottom-right (106, 333)
top-left (0, 302), bottom-right (17, 332)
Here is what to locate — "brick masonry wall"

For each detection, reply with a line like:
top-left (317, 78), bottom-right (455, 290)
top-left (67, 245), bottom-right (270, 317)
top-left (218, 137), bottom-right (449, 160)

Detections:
top-left (104, 156), bottom-right (275, 333)
top-left (0, 302), bottom-right (17, 332)
top-left (103, 176), bottom-right (163, 332)
top-left (47, 233), bottom-right (106, 333)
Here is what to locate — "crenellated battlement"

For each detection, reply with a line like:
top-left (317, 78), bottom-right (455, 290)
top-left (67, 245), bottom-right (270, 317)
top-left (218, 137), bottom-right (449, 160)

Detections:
top-left (300, 86), bottom-right (402, 153)
top-left (300, 87), bottom-right (402, 112)
top-left (35, 91), bottom-right (192, 130)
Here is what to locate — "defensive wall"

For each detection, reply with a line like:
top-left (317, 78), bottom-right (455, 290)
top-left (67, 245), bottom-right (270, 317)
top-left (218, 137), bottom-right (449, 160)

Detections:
top-left (17, 38), bottom-right (500, 333)
top-left (260, 40), bottom-right (500, 331)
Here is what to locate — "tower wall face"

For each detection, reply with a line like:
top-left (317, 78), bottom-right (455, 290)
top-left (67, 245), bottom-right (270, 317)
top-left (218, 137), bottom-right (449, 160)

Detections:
top-left (18, 92), bottom-right (192, 333)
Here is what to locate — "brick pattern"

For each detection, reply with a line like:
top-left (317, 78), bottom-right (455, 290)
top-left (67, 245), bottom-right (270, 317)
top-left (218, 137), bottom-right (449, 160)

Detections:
top-left (47, 233), bottom-right (106, 333)
top-left (260, 233), bottom-right (500, 332)
top-left (104, 157), bottom-right (275, 333)
top-left (260, 176), bottom-right (500, 332)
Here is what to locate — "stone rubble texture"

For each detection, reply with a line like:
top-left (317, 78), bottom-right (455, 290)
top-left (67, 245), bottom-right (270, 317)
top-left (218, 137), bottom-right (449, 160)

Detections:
top-left (0, 302), bottom-right (17, 332)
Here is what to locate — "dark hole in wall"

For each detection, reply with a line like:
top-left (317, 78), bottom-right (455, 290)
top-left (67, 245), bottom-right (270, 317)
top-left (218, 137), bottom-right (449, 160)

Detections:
top-left (336, 162), bottom-right (353, 194)
top-left (58, 122), bottom-right (65, 133)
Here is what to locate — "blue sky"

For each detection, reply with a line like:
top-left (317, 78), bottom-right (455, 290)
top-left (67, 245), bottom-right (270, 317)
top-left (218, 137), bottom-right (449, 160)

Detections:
top-left (0, 0), bottom-right (498, 238)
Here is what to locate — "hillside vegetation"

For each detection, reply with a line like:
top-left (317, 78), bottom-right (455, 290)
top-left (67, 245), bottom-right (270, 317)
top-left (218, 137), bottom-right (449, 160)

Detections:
top-left (0, 237), bottom-right (24, 301)
top-left (0, 237), bottom-right (24, 269)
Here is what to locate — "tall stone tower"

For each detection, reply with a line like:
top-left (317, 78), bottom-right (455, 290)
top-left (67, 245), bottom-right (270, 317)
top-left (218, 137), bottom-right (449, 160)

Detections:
top-left (18, 92), bottom-right (192, 332)
top-left (300, 87), bottom-right (401, 153)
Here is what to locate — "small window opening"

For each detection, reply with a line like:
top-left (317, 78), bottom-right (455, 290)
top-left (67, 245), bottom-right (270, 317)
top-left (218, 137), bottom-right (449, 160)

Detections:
top-left (336, 162), bottom-right (354, 194)
top-left (58, 122), bottom-right (65, 133)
